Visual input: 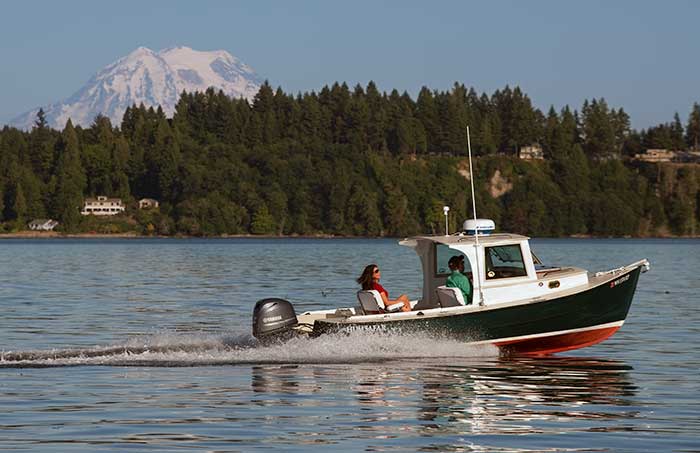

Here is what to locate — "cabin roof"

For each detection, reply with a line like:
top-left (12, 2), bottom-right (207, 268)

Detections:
top-left (401, 232), bottom-right (530, 247)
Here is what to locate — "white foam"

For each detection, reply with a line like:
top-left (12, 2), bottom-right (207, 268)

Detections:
top-left (1, 330), bottom-right (499, 368)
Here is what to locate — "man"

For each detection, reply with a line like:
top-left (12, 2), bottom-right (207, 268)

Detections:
top-left (446, 255), bottom-right (472, 305)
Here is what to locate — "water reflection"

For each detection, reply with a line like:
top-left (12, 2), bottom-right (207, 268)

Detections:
top-left (252, 365), bottom-right (304, 395)
top-left (413, 356), bottom-right (637, 437)
top-left (250, 356), bottom-right (637, 437)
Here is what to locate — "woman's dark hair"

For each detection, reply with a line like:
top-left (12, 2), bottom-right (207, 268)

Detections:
top-left (356, 264), bottom-right (378, 290)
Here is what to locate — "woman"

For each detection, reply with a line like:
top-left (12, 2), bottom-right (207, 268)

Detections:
top-left (356, 264), bottom-right (412, 312)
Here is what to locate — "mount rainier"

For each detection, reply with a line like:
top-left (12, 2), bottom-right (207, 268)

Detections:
top-left (11, 46), bottom-right (262, 130)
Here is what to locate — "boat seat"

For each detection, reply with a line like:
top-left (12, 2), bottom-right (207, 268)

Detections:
top-left (436, 286), bottom-right (466, 308)
top-left (357, 290), bottom-right (404, 314)
top-left (412, 297), bottom-right (440, 310)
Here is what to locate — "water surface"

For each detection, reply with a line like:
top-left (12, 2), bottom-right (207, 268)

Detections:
top-left (1, 238), bottom-right (698, 451)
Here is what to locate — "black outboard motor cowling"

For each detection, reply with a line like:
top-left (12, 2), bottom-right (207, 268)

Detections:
top-left (252, 298), bottom-right (299, 339)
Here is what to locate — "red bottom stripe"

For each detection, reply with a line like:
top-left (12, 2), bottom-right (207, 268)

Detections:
top-left (495, 326), bottom-right (621, 356)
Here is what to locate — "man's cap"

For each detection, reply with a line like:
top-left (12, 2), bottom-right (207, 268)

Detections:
top-left (448, 255), bottom-right (464, 266)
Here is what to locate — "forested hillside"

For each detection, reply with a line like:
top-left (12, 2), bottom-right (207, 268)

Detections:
top-left (2, 81), bottom-right (700, 237)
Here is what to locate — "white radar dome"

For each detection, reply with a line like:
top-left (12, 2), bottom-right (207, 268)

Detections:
top-left (463, 219), bottom-right (495, 235)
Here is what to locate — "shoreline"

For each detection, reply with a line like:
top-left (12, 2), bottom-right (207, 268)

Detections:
top-left (0, 231), bottom-right (349, 240)
top-left (1, 231), bottom-right (699, 240)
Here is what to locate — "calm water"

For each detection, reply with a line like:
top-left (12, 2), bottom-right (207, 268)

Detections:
top-left (0, 238), bottom-right (698, 452)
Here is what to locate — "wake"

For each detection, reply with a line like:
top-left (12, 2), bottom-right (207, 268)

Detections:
top-left (0, 329), bottom-right (499, 368)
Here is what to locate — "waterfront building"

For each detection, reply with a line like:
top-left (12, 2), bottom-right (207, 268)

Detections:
top-left (81, 196), bottom-right (125, 216)
top-left (28, 219), bottom-right (59, 231)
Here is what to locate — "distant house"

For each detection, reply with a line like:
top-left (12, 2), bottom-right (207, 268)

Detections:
top-left (138, 198), bottom-right (159, 209)
top-left (634, 149), bottom-right (676, 163)
top-left (81, 196), bottom-right (125, 216)
top-left (28, 219), bottom-right (59, 231)
top-left (519, 144), bottom-right (544, 160)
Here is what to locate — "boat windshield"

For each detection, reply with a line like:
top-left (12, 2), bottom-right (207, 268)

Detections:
top-left (485, 244), bottom-right (528, 279)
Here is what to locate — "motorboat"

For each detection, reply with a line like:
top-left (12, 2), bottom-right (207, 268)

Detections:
top-left (252, 219), bottom-right (650, 356)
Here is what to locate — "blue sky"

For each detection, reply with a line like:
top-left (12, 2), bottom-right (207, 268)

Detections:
top-left (0, 0), bottom-right (698, 129)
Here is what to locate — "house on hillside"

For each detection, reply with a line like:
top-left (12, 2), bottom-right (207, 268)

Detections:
top-left (634, 149), bottom-right (676, 163)
top-left (81, 196), bottom-right (125, 216)
top-left (28, 219), bottom-right (59, 231)
top-left (138, 198), bottom-right (159, 209)
top-left (519, 144), bottom-right (544, 160)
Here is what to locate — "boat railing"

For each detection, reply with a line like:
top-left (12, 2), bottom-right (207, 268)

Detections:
top-left (593, 259), bottom-right (651, 277)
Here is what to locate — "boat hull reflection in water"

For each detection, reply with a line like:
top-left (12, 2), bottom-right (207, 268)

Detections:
top-left (251, 356), bottom-right (637, 442)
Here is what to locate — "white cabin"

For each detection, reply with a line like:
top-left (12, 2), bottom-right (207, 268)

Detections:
top-left (400, 231), bottom-right (589, 308)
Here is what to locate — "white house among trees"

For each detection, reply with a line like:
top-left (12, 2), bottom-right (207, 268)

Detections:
top-left (28, 219), bottom-right (59, 231)
top-left (81, 196), bottom-right (125, 216)
top-left (519, 144), bottom-right (544, 160)
top-left (138, 198), bottom-right (159, 209)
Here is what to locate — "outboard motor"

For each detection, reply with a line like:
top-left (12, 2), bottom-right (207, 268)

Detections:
top-left (252, 298), bottom-right (299, 341)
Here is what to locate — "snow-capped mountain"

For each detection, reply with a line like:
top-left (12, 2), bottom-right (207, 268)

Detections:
top-left (11, 46), bottom-right (262, 130)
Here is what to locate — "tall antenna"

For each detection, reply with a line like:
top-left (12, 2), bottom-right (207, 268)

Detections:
top-left (467, 126), bottom-right (485, 306)
top-left (467, 126), bottom-right (478, 229)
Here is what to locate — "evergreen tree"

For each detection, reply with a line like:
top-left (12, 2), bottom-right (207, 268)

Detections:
top-left (621, 129), bottom-right (643, 157)
top-left (611, 108), bottom-right (631, 153)
top-left (0, 184), bottom-right (4, 223)
top-left (416, 87), bottom-right (440, 152)
top-left (508, 87), bottom-right (542, 152)
top-left (146, 117), bottom-right (181, 201)
top-left (477, 95), bottom-right (501, 155)
top-left (549, 107), bottom-right (590, 234)
top-left (671, 112), bottom-right (685, 150)
top-left (83, 115), bottom-right (114, 196)
top-left (542, 106), bottom-right (559, 159)
top-left (53, 120), bottom-right (86, 231)
top-left (687, 103), bottom-right (700, 150)
top-left (29, 109), bottom-right (55, 181)
top-left (365, 81), bottom-right (387, 150)
top-left (111, 136), bottom-right (131, 200)
top-left (252, 81), bottom-right (275, 114)
top-left (10, 181), bottom-right (27, 226)
top-left (299, 93), bottom-right (323, 150)
top-left (437, 89), bottom-right (466, 154)
top-left (346, 85), bottom-right (370, 148)
top-left (581, 98), bottom-right (617, 157)
top-left (17, 168), bottom-right (45, 220)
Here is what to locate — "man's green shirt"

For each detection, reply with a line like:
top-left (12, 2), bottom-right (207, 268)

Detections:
top-left (446, 271), bottom-right (472, 304)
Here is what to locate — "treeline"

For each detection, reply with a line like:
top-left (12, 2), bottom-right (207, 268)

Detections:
top-left (1, 81), bottom-right (700, 237)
